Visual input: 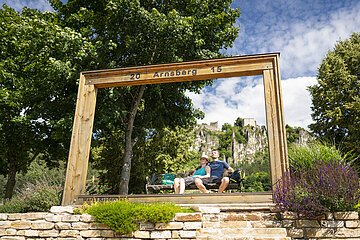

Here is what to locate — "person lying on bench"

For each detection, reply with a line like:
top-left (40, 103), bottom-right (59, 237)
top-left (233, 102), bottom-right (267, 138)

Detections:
top-left (195, 149), bottom-right (234, 193)
top-left (173, 154), bottom-right (210, 194)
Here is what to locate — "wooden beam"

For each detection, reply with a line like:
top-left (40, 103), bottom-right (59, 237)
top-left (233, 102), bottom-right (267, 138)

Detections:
top-left (77, 192), bottom-right (273, 205)
top-left (262, 58), bottom-right (288, 189)
top-left (62, 74), bottom-right (97, 205)
top-left (83, 54), bottom-right (277, 88)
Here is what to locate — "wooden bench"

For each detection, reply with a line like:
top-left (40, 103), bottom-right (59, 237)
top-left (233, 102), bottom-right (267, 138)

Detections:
top-left (145, 173), bottom-right (243, 194)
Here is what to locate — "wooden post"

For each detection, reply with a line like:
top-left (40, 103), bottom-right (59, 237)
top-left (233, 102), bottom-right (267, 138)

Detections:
top-left (262, 56), bottom-right (288, 188)
top-left (62, 74), bottom-right (97, 205)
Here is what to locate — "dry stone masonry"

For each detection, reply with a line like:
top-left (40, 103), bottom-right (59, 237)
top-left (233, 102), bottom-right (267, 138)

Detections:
top-left (0, 206), bottom-right (359, 239)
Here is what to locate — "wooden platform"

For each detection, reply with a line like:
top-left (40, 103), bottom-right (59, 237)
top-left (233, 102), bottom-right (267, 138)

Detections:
top-left (76, 192), bottom-right (273, 207)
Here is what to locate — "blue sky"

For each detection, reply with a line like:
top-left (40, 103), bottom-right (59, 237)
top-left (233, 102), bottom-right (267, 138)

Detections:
top-left (2, 0), bottom-right (360, 129)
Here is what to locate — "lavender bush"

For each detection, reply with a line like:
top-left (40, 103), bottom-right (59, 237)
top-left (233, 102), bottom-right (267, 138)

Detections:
top-left (274, 160), bottom-right (360, 218)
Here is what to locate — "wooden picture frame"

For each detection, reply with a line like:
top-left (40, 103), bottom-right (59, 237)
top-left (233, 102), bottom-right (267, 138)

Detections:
top-left (62, 53), bottom-right (289, 205)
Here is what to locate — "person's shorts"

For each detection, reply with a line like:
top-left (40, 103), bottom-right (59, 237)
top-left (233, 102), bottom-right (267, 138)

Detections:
top-left (184, 176), bottom-right (195, 186)
top-left (201, 176), bottom-right (221, 185)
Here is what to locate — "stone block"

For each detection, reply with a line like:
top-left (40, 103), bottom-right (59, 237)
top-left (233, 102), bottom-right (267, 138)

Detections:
top-left (38, 229), bottom-right (59, 237)
top-left (139, 222), bottom-right (155, 230)
top-left (325, 212), bottom-right (334, 220)
top-left (251, 220), bottom-right (282, 228)
top-left (305, 228), bottom-right (335, 238)
top-left (80, 230), bottom-right (102, 238)
top-left (44, 214), bottom-right (62, 222)
top-left (59, 230), bottom-right (81, 237)
top-left (346, 220), bottom-right (360, 228)
top-left (281, 211), bottom-right (297, 220)
top-left (261, 212), bottom-right (278, 221)
top-left (0, 214), bottom-right (7, 220)
top-left (174, 213), bottom-right (202, 222)
top-left (334, 228), bottom-right (360, 238)
top-left (296, 219), bottom-right (320, 228)
top-left (202, 214), bottom-right (219, 222)
top-left (22, 230), bottom-right (39, 237)
top-left (10, 221), bottom-right (31, 229)
top-left (219, 220), bottom-right (248, 228)
top-left (79, 214), bottom-right (95, 222)
top-left (133, 230), bottom-right (150, 238)
top-left (155, 221), bottom-right (183, 230)
top-left (220, 213), bottom-right (245, 221)
top-left (101, 230), bottom-right (115, 237)
top-left (201, 221), bottom-right (220, 229)
top-left (244, 212), bottom-right (263, 221)
top-left (0, 221), bottom-right (11, 229)
top-left (334, 211), bottom-right (359, 220)
top-left (281, 220), bottom-right (294, 228)
top-left (55, 222), bottom-right (71, 230)
top-left (183, 221), bottom-right (202, 230)
top-left (175, 230), bottom-right (197, 238)
top-left (31, 220), bottom-right (54, 230)
top-left (320, 220), bottom-right (344, 228)
top-left (21, 213), bottom-right (48, 220)
top-left (7, 214), bottom-right (22, 220)
top-left (150, 230), bottom-right (171, 238)
top-left (0, 237), bottom-right (25, 240)
top-left (88, 222), bottom-right (110, 229)
top-left (62, 215), bottom-right (81, 222)
top-left (72, 222), bottom-right (90, 230)
top-left (0, 228), bottom-right (17, 236)
top-left (287, 228), bottom-right (303, 238)
top-left (50, 206), bottom-right (74, 214)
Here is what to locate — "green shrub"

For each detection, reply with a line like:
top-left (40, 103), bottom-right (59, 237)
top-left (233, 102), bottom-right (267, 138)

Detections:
top-left (275, 143), bottom-right (360, 217)
top-left (78, 200), bottom-right (193, 234)
top-left (288, 142), bottom-right (344, 171)
top-left (0, 181), bottom-right (61, 213)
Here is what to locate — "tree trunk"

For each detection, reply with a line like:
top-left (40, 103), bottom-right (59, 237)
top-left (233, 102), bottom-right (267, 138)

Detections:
top-left (119, 85), bottom-right (146, 194)
top-left (4, 159), bottom-right (17, 200)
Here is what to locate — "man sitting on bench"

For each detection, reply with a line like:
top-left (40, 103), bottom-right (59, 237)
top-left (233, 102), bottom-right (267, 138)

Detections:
top-left (195, 149), bottom-right (234, 193)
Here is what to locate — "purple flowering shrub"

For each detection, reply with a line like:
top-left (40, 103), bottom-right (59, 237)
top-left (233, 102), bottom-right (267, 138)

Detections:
top-left (274, 160), bottom-right (360, 218)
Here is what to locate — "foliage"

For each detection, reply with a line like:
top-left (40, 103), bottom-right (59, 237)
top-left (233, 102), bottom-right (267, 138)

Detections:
top-left (288, 142), bottom-right (344, 171)
top-left (243, 171), bottom-right (271, 192)
top-left (50, 0), bottom-right (240, 194)
top-left (309, 32), bottom-right (360, 156)
top-left (238, 149), bottom-right (271, 192)
top-left (0, 180), bottom-right (62, 213)
top-left (78, 200), bottom-right (193, 234)
top-left (0, 6), bottom-right (95, 198)
top-left (92, 126), bottom-right (199, 193)
top-left (274, 159), bottom-right (360, 218)
top-left (217, 123), bottom-right (246, 159)
top-left (286, 125), bottom-right (312, 144)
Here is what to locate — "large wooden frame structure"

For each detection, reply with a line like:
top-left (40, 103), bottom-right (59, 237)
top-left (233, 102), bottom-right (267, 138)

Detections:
top-left (62, 53), bottom-right (288, 206)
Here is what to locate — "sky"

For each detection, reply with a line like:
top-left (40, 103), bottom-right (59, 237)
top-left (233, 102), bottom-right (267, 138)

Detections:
top-left (2, 0), bottom-right (360, 129)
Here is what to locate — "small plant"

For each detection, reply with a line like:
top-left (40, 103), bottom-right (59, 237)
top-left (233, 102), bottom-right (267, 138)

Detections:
top-left (274, 159), bottom-right (360, 218)
top-left (77, 200), bottom-right (194, 234)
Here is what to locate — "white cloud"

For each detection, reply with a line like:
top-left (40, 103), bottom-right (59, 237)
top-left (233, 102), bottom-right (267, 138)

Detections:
top-left (1, 0), bottom-right (52, 11)
top-left (280, 6), bottom-right (360, 78)
top-left (187, 76), bottom-right (318, 130)
top-left (282, 77), bottom-right (318, 129)
top-left (228, 1), bottom-right (360, 79)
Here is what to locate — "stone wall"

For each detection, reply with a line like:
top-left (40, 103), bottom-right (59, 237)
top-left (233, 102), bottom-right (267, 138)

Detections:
top-left (0, 206), bottom-right (359, 239)
top-left (279, 211), bottom-right (360, 239)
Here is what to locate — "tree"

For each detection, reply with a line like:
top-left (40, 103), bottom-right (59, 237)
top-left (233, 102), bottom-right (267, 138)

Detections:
top-left (49, 0), bottom-right (240, 194)
top-left (0, 6), bottom-right (95, 199)
top-left (308, 32), bottom-right (360, 155)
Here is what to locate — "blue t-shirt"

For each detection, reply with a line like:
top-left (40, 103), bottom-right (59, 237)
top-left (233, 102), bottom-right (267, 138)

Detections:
top-left (208, 160), bottom-right (230, 178)
top-left (193, 166), bottom-right (206, 177)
